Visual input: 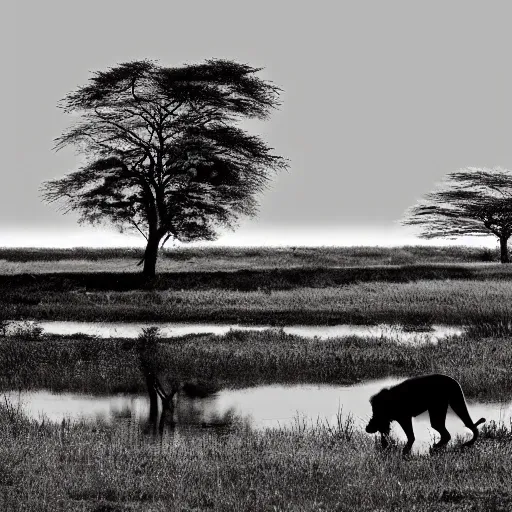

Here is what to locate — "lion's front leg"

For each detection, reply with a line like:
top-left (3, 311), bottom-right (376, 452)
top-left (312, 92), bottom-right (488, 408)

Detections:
top-left (397, 416), bottom-right (415, 455)
top-left (379, 424), bottom-right (392, 450)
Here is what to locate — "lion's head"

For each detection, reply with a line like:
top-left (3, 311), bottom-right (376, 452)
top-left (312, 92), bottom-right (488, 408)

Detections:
top-left (366, 389), bottom-right (392, 434)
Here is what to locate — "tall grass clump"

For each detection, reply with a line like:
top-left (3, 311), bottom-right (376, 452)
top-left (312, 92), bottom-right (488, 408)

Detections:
top-left (0, 335), bottom-right (144, 394)
top-left (136, 325), bottom-right (161, 351)
top-left (466, 319), bottom-right (512, 338)
top-left (480, 419), bottom-right (512, 442)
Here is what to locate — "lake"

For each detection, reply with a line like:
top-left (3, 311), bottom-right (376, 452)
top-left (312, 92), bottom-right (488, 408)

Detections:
top-left (7, 320), bottom-right (464, 343)
top-left (4, 378), bottom-right (509, 455)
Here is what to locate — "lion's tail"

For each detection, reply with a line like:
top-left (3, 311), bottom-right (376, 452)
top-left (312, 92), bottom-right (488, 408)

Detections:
top-left (462, 417), bottom-right (486, 447)
top-left (474, 418), bottom-right (486, 428)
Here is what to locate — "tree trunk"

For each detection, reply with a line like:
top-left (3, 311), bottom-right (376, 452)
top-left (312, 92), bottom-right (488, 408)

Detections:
top-left (146, 374), bottom-right (159, 425)
top-left (499, 236), bottom-right (510, 263)
top-left (139, 356), bottom-right (159, 427)
top-left (159, 395), bottom-right (176, 435)
top-left (143, 234), bottom-right (162, 277)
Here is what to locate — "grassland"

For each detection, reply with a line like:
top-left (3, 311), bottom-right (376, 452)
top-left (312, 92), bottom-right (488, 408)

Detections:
top-left (1, 330), bottom-right (511, 400)
top-left (2, 274), bottom-right (512, 325)
top-left (2, 245), bottom-right (511, 325)
top-left (1, 400), bottom-right (511, 511)
top-left (1, 245), bottom-right (511, 511)
top-left (0, 244), bottom-right (502, 274)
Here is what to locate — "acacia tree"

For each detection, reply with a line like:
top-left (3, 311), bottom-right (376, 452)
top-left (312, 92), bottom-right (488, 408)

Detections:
top-left (42, 59), bottom-right (288, 277)
top-left (402, 167), bottom-right (512, 263)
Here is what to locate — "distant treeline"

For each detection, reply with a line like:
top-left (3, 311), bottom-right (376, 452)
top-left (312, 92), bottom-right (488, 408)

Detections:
top-left (0, 245), bottom-right (501, 264)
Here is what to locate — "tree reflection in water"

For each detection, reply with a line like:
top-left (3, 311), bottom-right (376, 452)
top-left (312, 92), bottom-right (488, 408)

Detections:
top-left (144, 393), bottom-right (239, 439)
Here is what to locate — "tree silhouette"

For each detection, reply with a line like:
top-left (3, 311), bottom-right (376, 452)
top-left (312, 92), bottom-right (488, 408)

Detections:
top-left (42, 59), bottom-right (288, 276)
top-left (402, 167), bottom-right (512, 263)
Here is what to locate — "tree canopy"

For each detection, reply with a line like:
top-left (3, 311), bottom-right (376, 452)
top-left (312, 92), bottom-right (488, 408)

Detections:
top-left (402, 167), bottom-right (512, 262)
top-left (42, 59), bottom-right (288, 276)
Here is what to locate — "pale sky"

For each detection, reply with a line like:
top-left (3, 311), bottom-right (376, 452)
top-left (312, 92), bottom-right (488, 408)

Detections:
top-left (4, 1), bottom-right (512, 248)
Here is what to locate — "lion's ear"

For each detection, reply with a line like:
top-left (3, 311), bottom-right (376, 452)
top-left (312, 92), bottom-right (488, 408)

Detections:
top-left (379, 389), bottom-right (391, 402)
top-left (370, 388), bottom-right (390, 405)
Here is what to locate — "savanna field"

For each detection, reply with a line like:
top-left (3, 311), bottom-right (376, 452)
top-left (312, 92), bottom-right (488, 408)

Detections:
top-left (1, 246), bottom-right (511, 511)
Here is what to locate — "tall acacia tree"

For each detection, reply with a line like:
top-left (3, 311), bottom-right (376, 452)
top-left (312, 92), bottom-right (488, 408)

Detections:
top-left (42, 59), bottom-right (288, 276)
top-left (402, 167), bottom-right (512, 263)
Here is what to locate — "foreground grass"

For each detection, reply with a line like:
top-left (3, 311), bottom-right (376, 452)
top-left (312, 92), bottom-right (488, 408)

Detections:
top-left (3, 276), bottom-right (512, 325)
top-left (1, 331), bottom-right (511, 400)
top-left (1, 402), bottom-right (511, 512)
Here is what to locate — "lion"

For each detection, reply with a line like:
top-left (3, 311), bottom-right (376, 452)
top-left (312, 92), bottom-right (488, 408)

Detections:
top-left (365, 374), bottom-right (486, 454)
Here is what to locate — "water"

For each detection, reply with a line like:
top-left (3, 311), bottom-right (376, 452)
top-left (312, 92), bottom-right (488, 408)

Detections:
top-left (8, 320), bottom-right (464, 343)
top-left (4, 378), bottom-right (510, 454)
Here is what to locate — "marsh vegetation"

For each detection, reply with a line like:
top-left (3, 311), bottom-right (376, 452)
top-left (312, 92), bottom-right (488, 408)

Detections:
top-left (1, 328), bottom-right (511, 399)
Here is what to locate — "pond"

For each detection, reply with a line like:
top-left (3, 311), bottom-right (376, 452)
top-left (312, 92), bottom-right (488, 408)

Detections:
top-left (8, 320), bottom-right (464, 344)
top-left (4, 378), bottom-right (510, 455)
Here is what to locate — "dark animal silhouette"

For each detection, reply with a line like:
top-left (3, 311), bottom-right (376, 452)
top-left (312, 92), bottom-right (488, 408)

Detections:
top-left (366, 374), bottom-right (486, 454)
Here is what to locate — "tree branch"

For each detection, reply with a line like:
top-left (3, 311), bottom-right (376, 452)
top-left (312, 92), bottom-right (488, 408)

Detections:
top-left (130, 220), bottom-right (148, 240)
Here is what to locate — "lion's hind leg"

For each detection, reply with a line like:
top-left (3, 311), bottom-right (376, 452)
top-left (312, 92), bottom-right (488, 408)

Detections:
top-left (429, 402), bottom-right (451, 449)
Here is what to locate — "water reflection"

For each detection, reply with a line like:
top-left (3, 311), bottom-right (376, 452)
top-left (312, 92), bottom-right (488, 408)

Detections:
top-left (4, 379), bottom-right (510, 454)
top-left (8, 320), bottom-right (463, 343)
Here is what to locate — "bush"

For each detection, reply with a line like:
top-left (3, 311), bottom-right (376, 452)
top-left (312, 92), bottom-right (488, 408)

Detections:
top-left (479, 248), bottom-right (497, 262)
top-left (7, 320), bottom-right (44, 340)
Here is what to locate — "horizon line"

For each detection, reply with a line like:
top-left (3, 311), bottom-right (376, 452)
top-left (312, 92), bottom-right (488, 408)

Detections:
top-left (0, 242), bottom-right (499, 250)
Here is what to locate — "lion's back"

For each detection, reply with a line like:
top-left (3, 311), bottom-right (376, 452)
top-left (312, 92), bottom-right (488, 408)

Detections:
top-left (390, 374), bottom-right (460, 416)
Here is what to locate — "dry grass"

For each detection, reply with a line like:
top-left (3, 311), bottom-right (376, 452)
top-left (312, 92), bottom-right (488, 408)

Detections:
top-left (5, 278), bottom-right (511, 325)
top-left (0, 245), bottom-right (503, 274)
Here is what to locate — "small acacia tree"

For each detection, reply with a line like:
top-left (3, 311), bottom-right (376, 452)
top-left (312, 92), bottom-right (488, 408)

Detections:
top-left (402, 167), bottom-right (512, 263)
top-left (42, 59), bottom-right (288, 277)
